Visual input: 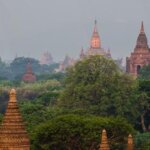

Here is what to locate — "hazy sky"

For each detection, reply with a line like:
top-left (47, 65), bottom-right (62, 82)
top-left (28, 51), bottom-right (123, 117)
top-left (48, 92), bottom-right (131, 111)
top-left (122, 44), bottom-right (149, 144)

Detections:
top-left (0, 0), bottom-right (150, 62)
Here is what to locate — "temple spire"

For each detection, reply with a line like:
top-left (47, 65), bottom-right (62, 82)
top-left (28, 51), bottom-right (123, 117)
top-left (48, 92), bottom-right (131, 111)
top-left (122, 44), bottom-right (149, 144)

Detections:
top-left (140, 21), bottom-right (144, 34)
top-left (91, 20), bottom-right (101, 49)
top-left (0, 89), bottom-right (30, 149)
top-left (94, 20), bottom-right (98, 32)
top-left (99, 129), bottom-right (110, 150)
top-left (127, 134), bottom-right (134, 150)
top-left (135, 21), bottom-right (148, 49)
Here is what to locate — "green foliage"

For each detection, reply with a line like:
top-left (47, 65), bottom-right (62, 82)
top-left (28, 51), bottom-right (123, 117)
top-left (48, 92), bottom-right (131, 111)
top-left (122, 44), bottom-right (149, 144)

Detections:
top-left (135, 80), bottom-right (150, 132)
top-left (60, 55), bottom-right (138, 123)
top-left (32, 114), bottom-right (135, 150)
top-left (9, 57), bottom-right (59, 80)
top-left (135, 132), bottom-right (150, 149)
top-left (138, 65), bottom-right (150, 80)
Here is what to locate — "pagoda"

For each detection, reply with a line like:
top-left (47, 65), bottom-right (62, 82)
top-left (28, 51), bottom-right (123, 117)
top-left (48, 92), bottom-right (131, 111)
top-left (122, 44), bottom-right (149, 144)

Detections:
top-left (80, 20), bottom-right (111, 59)
top-left (22, 62), bottom-right (36, 83)
top-left (126, 22), bottom-right (150, 76)
top-left (127, 134), bottom-right (134, 150)
top-left (0, 89), bottom-right (30, 149)
top-left (99, 129), bottom-right (110, 150)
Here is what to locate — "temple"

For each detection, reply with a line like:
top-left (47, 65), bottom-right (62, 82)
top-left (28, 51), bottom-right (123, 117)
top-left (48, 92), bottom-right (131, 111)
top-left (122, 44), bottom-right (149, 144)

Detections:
top-left (55, 55), bottom-right (76, 72)
top-left (127, 134), bottom-right (134, 150)
top-left (80, 20), bottom-right (111, 59)
top-left (126, 22), bottom-right (150, 76)
top-left (22, 61), bottom-right (36, 83)
top-left (40, 51), bottom-right (53, 65)
top-left (99, 129), bottom-right (110, 150)
top-left (0, 89), bottom-right (30, 149)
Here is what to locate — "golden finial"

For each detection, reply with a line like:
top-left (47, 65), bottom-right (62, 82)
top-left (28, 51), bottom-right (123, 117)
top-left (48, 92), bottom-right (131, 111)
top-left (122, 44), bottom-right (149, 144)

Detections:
top-left (127, 134), bottom-right (134, 150)
top-left (9, 89), bottom-right (17, 102)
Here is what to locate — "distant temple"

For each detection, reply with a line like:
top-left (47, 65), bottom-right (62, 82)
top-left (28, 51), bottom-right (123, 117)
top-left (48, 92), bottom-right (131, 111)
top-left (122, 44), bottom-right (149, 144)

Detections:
top-left (80, 20), bottom-right (111, 59)
top-left (22, 62), bottom-right (36, 82)
top-left (0, 89), bottom-right (30, 149)
top-left (40, 51), bottom-right (53, 65)
top-left (126, 22), bottom-right (150, 76)
top-left (55, 55), bottom-right (75, 72)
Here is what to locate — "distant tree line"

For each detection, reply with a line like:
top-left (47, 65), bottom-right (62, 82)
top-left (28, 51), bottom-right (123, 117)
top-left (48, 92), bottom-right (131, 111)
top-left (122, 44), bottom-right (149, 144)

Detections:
top-left (0, 57), bottom-right (59, 80)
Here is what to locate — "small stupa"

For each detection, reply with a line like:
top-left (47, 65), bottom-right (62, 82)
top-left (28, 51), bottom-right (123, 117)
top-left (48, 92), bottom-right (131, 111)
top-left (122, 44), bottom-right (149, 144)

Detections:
top-left (0, 89), bottom-right (30, 149)
top-left (127, 134), bottom-right (134, 150)
top-left (99, 129), bottom-right (110, 150)
top-left (22, 61), bottom-right (36, 83)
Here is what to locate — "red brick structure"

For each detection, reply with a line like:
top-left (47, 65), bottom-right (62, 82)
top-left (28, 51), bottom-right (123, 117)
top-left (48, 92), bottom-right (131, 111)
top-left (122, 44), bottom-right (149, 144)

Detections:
top-left (22, 62), bottom-right (36, 83)
top-left (126, 22), bottom-right (150, 76)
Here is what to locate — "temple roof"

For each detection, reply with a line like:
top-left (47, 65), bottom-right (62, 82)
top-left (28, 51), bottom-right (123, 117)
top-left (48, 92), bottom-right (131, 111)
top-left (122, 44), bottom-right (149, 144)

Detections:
top-left (99, 129), bottom-right (110, 150)
top-left (0, 89), bottom-right (30, 149)
top-left (135, 21), bottom-right (149, 50)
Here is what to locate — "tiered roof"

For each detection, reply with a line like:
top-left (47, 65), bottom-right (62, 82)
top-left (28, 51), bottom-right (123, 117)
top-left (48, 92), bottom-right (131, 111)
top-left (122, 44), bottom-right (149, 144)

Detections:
top-left (0, 89), bottom-right (30, 150)
top-left (135, 21), bottom-right (149, 50)
top-left (99, 129), bottom-right (110, 150)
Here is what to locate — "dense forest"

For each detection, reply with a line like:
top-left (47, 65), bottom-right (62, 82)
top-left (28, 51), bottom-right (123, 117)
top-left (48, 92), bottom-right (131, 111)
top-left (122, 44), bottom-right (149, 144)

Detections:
top-left (0, 55), bottom-right (150, 149)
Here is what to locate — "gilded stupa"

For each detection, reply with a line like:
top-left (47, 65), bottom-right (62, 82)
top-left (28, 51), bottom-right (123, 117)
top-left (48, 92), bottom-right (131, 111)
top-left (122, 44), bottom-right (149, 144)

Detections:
top-left (0, 89), bottom-right (30, 150)
top-left (127, 134), bottom-right (134, 150)
top-left (99, 129), bottom-right (110, 150)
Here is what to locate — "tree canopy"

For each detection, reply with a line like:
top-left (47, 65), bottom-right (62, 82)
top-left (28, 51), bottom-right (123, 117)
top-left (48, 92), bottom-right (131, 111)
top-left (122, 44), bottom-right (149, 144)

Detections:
top-left (32, 114), bottom-right (134, 150)
top-left (60, 56), bottom-right (138, 122)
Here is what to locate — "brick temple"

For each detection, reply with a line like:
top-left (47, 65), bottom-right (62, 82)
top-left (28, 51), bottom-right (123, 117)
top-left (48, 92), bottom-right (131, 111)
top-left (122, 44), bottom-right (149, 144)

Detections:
top-left (126, 22), bottom-right (150, 76)
top-left (22, 62), bottom-right (36, 83)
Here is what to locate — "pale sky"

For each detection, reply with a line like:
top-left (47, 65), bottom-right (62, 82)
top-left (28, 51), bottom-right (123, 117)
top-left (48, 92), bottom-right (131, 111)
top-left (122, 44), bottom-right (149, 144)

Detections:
top-left (0, 0), bottom-right (150, 62)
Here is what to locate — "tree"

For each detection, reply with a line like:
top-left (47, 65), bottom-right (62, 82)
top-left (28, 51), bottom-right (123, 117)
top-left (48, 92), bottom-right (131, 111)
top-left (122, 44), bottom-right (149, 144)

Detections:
top-left (32, 114), bottom-right (135, 150)
top-left (59, 56), bottom-right (138, 123)
top-left (135, 80), bottom-right (150, 132)
top-left (138, 64), bottom-right (150, 80)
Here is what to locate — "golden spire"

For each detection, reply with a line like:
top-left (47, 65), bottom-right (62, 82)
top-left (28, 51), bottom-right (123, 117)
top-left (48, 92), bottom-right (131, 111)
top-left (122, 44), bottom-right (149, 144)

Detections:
top-left (0, 89), bottom-right (30, 149)
top-left (90, 20), bottom-right (101, 49)
top-left (127, 134), bottom-right (134, 150)
top-left (140, 21), bottom-right (144, 34)
top-left (99, 129), bottom-right (110, 150)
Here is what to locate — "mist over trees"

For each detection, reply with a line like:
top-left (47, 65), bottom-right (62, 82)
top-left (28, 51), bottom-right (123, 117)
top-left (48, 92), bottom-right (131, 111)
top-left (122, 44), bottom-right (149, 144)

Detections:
top-left (0, 57), bottom-right (59, 80)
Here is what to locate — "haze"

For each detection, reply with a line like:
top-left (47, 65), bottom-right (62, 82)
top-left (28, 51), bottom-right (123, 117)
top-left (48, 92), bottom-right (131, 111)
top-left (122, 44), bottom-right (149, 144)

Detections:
top-left (0, 0), bottom-right (150, 62)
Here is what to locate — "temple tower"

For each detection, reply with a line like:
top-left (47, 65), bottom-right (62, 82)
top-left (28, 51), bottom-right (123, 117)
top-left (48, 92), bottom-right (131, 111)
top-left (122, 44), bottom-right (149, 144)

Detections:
top-left (127, 134), bottom-right (134, 150)
top-left (126, 22), bottom-right (150, 76)
top-left (0, 89), bottom-right (30, 150)
top-left (22, 61), bottom-right (36, 83)
top-left (99, 129), bottom-right (110, 150)
top-left (85, 20), bottom-right (111, 57)
top-left (90, 20), bottom-right (101, 49)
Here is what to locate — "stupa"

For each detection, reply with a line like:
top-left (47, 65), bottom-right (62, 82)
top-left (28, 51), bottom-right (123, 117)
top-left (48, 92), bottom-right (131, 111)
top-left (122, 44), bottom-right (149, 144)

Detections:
top-left (99, 129), bottom-right (110, 150)
top-left (127, 134), bottom-right (134, 150)
top-left (22, 62), bottom-right (36, 83)
top-left (0, 89), bottom-right (30, 149)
